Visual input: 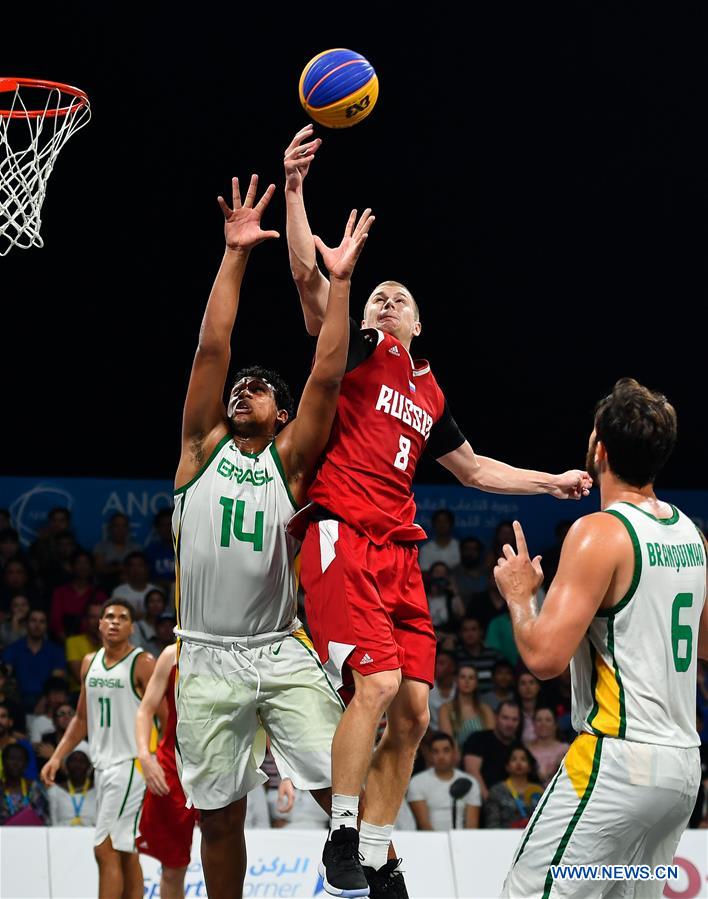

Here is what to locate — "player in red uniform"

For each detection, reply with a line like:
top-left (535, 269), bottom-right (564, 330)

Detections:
top-left (135, 643), bottom-right (199, 899)
top-left (284, 126), bottom-right (592, 899)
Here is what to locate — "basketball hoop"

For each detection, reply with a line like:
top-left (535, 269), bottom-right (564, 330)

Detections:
top-left (0, 78), bottom-right (91, 255)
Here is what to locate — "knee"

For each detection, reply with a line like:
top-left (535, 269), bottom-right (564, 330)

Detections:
top-left (162, 866), bottom-right (187, 886)
top-left (200, 798), bottom-right (247, 842)
top-left (352, 670), bottom-right (401, 716)
top-left (93, 839), bottom-right (116, 866)
top-left (388, 703), bottom-right (430, 748)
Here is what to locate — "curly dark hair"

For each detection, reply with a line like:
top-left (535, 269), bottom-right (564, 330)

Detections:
top-left (231, 365), bottom-right (295, 431)
top-left (594, 378), bottom-right (677, 487)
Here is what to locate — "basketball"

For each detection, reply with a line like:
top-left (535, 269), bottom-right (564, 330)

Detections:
top-left (298, 49), bottom-right (378, 129)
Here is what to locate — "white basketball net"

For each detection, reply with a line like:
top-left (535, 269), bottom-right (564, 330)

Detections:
top-left (0, 81), bottom-right (91, 255)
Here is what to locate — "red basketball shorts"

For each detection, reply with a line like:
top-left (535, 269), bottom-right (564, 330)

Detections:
top-left (300, 519), bottom-right (436, 698)
top-left (136, 770), bottom-right (199, 869)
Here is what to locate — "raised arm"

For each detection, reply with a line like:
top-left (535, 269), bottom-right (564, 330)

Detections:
top-left (283, 126), bottom-right (331, 335)
top-left (40, 653), bottom-right (92, 786)
top-left (437, 440), bottom-right (592, 500)
top-left (176, 175), bottom-right (280, 490)
top-left (136, 645), bottom-right (175, 796)
top-left (276, 208), bottom-right (374, 506)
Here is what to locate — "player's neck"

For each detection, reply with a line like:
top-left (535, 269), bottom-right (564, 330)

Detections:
top-left (434, 767), bottom-right (454, 780)
top-left (231, 432), bottom-right (273, 457)
top-left (102, 641), bottom-right (133, 664)
top-left (599, 473), bottom-right (657, 511)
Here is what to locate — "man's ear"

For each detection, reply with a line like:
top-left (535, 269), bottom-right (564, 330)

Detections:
top-left (413, 320), bottom-right (422, 337)
top-left (276, 409), bottom-right (289, 429)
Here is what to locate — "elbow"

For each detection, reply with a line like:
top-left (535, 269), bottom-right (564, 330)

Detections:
top-left (196, 342), bottom-right (230, 362)
top-left (525, 651), bottom-right (568, 682)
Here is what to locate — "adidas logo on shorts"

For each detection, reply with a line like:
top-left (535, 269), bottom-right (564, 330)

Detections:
top-left (360, 653), bottom-right (374, 665)
top-left (388, 345), bottom-right (400, 356)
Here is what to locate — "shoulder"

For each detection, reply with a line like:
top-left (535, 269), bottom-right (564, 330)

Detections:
top-left (462, 731), bottom-right (485, 754)
top-left (558, 512), bottom-right (632, 565)
top-left (82, 651), bottom-right (98, 672)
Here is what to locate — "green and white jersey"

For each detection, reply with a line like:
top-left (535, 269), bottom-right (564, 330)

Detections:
top-left (173, 435), bottom-right (300, 641)
top-left (572, 502), bottom-right (706, 748)
top-left (85, 646), bottom-right (143, 770)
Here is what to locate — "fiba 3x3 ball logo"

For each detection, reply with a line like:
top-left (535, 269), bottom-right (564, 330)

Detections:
top-left (299, 49), bottom-right (379, 129)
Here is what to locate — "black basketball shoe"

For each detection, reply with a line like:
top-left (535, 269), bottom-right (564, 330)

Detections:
top-left (362, 859), bottom-right (409, 898)
top-left (319, 826), bottom-right (371, 897)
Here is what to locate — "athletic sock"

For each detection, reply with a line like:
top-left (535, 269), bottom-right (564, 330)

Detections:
top-left (330, 793), bottom-right (360, 836)
top-left (358, 821), bottom-right (394, 871)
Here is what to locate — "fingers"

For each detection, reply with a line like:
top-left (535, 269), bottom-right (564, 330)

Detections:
top-left (260, 229), bottom-right (281, 241)
top-left (254, 182), bottom-right (276, 215)
top-left (284, 124), bottom-right (315, 154)
top-left (284, 138), bottom-right (321, 162)
top-left (532, 555), bottom-right (544, 579)
top-left (217, 196), bottom-right (232, 218)
top-left (313, 235), bottom-right (328, 257)
top-left (502, 543), bottom-right (516, 561)
top-left (512, 520), bottom-right (529, 558)
top-left (244, 174), bottom-right (259, 209)
top-left (232, 176), bottom-right (242, 210)
top-left (344, 209), bottom-right (357, 238)
top-left (353, 208), bottom-right (373, 238)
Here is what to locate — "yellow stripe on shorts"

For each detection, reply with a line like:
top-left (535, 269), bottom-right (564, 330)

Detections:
top-left (291, 626), bottom-right (313, 651)
top-left (564, 733), bottom-right (599, 799)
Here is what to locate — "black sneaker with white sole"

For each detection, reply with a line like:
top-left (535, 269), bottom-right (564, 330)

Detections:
top-left (362, 859), bottom-right (409, 898)
top-left (319, 826), bottom-right (370, 897)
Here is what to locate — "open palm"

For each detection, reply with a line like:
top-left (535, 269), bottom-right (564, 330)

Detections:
top-left (218, 174), bottom-right (280, 250)
top-left (314, 208), bottom-right (374, 280)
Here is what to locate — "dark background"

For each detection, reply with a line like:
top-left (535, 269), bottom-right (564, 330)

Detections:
top-left (4, 5), bottom-right (706, 485)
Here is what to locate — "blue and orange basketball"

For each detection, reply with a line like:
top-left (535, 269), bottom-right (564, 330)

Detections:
top-left (299, 49), bottom-right (378, 129)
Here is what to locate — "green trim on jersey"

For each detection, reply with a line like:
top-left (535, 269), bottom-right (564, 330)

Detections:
top-left (117, 760), bottom-right (135, 817)
top-left (101, 647), bottom-right (138, 672)
top-left (586, 642), bottom-right (603, 735)
top-left (237, 445), bottom-right (267, 460)
top-left (512, 763), bottom-right (564, 868)
top-left (83, 651), bottom-right (99, 683)
top-left (289, 634), bottom-right (345, 711)
top-left (174, 432), bottom-right (232, 496)
top-left (620, 501), bottom-right (679, 526)
top-left (129, 651), bottom-right (143, 700)
top-left (269, 443), bottom-right (299, 512)
top-left (174, 492), bottom-right (185, 631)
top-left (607, 617), bottom-right (627, 738)
top-left (596, 510), bottom-right (642, 617)
top-left (542, 737), bottom-right (603, 899)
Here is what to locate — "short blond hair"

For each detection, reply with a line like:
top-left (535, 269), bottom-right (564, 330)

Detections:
top-left (365, 280), bottom-right (420, 321)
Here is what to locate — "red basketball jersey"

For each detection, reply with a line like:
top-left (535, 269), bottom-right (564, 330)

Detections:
top-left (156, 665), bottom-right (178, 780)
top-left (308, 329), bottom-right (448, 545)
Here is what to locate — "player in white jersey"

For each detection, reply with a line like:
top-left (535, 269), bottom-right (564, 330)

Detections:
top-left (41, 600), bottom-right (157, 899)
top-left (493, 378), bottom-right (707, 898)
top-left (174, 172), bottom-right (373, 898)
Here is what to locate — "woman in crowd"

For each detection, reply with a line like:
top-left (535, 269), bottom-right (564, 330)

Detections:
top-left (525, 706), bottom-right (569, 786)
top-left (484, 746), bottom-right (543, 829)
top-left (439, 664), bottom-right (494, 748)
top-left (517, 670), bottom-right (541, 744)
top-left (47, 750), bottom-right (96, 826)
top-left (0, 742), bottom-right (48, 825)
top-left (0, 595), bottom-right (30, 649)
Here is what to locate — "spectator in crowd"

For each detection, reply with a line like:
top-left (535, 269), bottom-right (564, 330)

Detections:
top-left (419, 509), bottom-right (461, 571)
top-left (41, 531), bottom-right (79, 594)
top-left (0, 743), bottom-right (48, 825)
top-left (0, 529), bottom-right (22, 571)
top-left (93, 512), bottom-right (141, 592)
top-left (49, 550), bottom-right (107, 642)
top-left (144, 508), bottom-right (176, 589)
top-left (517, 670), bottom-right (542, 744)
top-left (47, 749), bottom-right (96, 826)
top-left (485, 606), bottom-right (519, 667)
top-left (481, 659), bottom-right (516, 712)
top-left (34, 703), bottom-right (90, 763)
top-left (65, 601), bottom-right (102, 696)
top-left (451, 537), bottom-right (488, 603)
top-left (0, 595), bottom-right (30, 649)
top-left (29, 677), bottom-right (71, 743)
top-left (454, 616), bottom-right (501, 692)
top-left (29, 507), bottom-right (72, 575)
top-left (0, 559), bottom-right (42, 613)
top-left (153, 610), bottom-right (177, 654)
top-left (1, 609), bottom-right (66, 711)
top-left (0, 701), bottom-right (39, 780)
top-left (429, 649), bottom-right (457, 730)
top-left (550, 667), bottom-right (575, 742)
top-left (540, 519), bottom-right (573, 590)
top-left (525, 706), bottom-right (569, 787)
top-left (0, 664), bottom-right (21, 713)
top-left (134, 588), bottom-right (167, 656)
top-left (465, 580), bottom-right (508, 633)
top-left (407, 732), bottom-right (481, 830)
top-left (439, 665), bottom-right (494, 748)
top-left (486, 521), bottom-right (516, 577)
top-left (484, 746), bottom-right (544, 829)
top-left (111, 551), bottom-right (158, 609)
top-left (270, 784), bottom-right (330, 829)
top-left (462, 700), bottom-right (522, 800)
top-left (427, 562), bottom-right (465, 633)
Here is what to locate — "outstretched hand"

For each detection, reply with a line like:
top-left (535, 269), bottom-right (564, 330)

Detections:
top-left (494, 520), bottom-right (544, 604)
top-left (218, 174), bottom-right (280, 251)
top-left (313, 208), bottom-right (375, 281)
top-left (551, 470), bottom-right (593, 500)
top-left (284, 125), bottom-right (322, 191)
